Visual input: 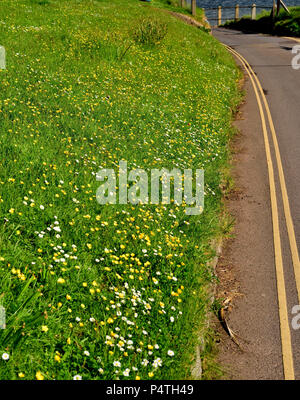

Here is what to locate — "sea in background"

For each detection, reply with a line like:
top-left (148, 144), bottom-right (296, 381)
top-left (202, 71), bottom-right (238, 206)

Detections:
top-left (186, 0), bottom-right (300, 25)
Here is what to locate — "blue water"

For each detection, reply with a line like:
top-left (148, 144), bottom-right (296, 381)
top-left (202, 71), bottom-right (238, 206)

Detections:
top-left (187, 0), bottom-right (300, 25)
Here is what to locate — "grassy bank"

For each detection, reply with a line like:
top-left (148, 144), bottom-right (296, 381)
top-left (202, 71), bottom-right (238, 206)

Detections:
top-left (224, 7), bottom-right (300, 37)
top-left (0, 0), bottom-right (240, 380)
top-left (152, 0), bottom-right (206, 25)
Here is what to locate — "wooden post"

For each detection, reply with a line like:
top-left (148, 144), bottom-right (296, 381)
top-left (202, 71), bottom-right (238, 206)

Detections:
top-left (180, 0), bottom-right (185, 7)
top-left (191, 0), bottom-right (196, 17)
top-left (277, 0), bottom-right (281, 15)
top-left (270, 0), bottom-right (276, 33)
top-left (218, 6), bottom-right (222, 26)
top-left (235, 4), bottom-right (239, 21)
top-left (271, 0), bottom-right (276, 18)
top-left (251, 4), bottom-right (256, 20)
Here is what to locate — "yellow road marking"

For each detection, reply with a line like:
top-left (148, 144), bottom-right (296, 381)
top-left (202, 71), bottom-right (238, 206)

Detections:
top-left (228, 46), bottom-right (300, 307)
top-left (283, 37), bottom-right (300, 44)
top-left (236, 51), bottom-right (300, 301)
top-left (224, 44), bottom-right (295, 380)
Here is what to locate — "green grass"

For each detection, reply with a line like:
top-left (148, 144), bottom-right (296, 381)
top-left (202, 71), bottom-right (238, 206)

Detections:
top-left (224, 7), bottom-right (300, 37)
top-left (0, 0), bottom-right (240, 380)
top-left (152, 0), bottom-right (206, 25)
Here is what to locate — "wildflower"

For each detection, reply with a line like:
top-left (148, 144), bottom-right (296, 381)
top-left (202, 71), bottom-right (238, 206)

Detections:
top-left (152, 358), bottom-right (162, 368)
top-left (123, 368), bottom-right (130, 377)
top-left (167, 350), bottom-right (175, 357)
top-left (57, 278), bottom-right (65, 284)
top-left (18, 372), bottom-right (25, 378)
top-left (41, 325), bottom-right (48, 332)
top-left (73, 375), bottom-right (82, 380)
top-left (36, 371), bottom-right (44, 380)
top-left (113, 361), bottom-right (121, 368)
top-left (83, 351), bottom-right (90, 356)
top-left (2, 353), bottom-right (9, 361)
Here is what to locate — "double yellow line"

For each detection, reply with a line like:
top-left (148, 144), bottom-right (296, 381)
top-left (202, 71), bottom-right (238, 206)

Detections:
top-left (224, 44), bottom-right (300, 380)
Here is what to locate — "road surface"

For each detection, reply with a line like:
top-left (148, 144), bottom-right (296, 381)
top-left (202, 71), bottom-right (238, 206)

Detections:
top-left (212, 28), bottom-right (300, 380)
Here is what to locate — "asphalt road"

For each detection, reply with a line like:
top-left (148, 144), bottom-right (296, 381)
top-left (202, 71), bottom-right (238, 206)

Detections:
top-left (212, 28), bottom-right (300, 379)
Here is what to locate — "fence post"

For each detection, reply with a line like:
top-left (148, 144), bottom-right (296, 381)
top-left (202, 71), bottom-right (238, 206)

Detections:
top-left (235, 4), bottom-right (239, 21)
top-left (277, 0), bottom-right (281, 15)
top-left (218, 6), bottom-right (222, 26)
top-left (191, 0), bottom-right (196, 16)
top-left (270, 0), bottom-right (276, 33)
top-left (251, 4), bottom-right (256, 20)
top-left (180, 0), bottom-right (185, 7)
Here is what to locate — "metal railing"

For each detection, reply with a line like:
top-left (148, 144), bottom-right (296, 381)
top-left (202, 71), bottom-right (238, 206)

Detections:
top-left (207, 4), bottom-right (273, 25)
top-left (183, 1), bottom-right (274, 26)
